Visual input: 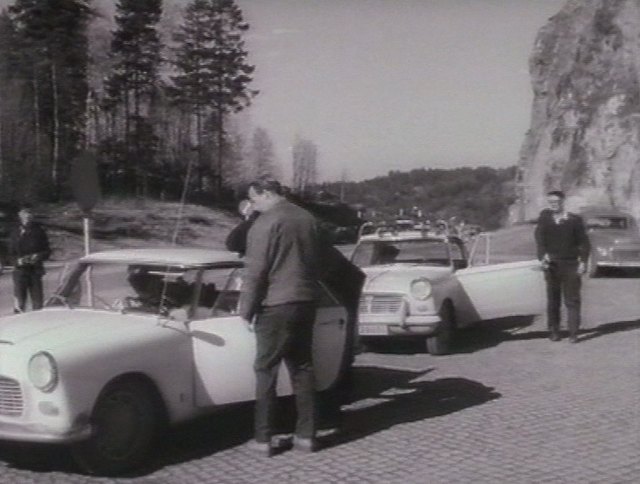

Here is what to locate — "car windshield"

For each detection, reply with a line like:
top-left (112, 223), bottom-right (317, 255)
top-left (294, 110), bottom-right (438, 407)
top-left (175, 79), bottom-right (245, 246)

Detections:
top-left (47, 261), bottom-right (245, 320)
top-left (351, 238), bottom-right (452, 267)
top-left (586, 216), bottom-right (628, 229)
top-left (47, 262), bottom-right (198, 315)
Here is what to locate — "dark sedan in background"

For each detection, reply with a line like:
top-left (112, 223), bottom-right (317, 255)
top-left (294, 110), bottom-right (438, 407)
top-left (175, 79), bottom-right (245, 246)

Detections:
top-left (580, 206), bottom-right (640, 277)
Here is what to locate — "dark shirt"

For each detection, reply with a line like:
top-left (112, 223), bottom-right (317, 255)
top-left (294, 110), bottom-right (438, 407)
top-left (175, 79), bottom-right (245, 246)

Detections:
top-left (225, 211), bottom-right (260, 257)
top-left (8, 222), bottom-right (51, 270)
top-left (534, 210), bottom-right (590, 261)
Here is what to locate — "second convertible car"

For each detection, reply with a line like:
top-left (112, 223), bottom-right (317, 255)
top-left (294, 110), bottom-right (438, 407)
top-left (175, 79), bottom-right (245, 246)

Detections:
top-left (0, 248), bottom-right (349, 475)
top-left (352, 227), bottom-right (545, 355)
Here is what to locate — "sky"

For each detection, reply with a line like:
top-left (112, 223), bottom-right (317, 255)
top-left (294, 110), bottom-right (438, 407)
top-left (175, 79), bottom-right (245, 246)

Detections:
top-left (236, 0), bottom-right (566, 182)
top-left (0, 0), bottom-right (566, 183)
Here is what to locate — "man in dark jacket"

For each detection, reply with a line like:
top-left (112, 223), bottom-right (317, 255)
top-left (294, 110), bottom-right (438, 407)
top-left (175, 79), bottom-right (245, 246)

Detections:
top-left (227, 195), bottom-right (365, 436)
top-left (534, 190), bottom-right (590, 343)
top-left (9, 205), bottom-right (51, 312)
top-left (239, 179), bottom-right (322, 456)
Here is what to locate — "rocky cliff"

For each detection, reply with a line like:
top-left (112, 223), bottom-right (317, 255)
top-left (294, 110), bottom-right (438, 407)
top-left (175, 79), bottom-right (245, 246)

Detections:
top-left (513, 0), bottom-right (640, 221)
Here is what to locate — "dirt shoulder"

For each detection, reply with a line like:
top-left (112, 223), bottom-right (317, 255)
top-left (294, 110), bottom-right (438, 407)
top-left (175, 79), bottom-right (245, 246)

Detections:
top-left (37, 199), bottom-right (241, 262)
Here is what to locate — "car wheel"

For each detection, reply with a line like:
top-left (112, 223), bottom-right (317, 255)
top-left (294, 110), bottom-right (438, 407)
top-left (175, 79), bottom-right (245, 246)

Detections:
top-left (426, 302), bottom-right (455, 355)
top-left (71, 379), bottom-right (163, 476)
top-left (587, 254), bottom-right (599, 278)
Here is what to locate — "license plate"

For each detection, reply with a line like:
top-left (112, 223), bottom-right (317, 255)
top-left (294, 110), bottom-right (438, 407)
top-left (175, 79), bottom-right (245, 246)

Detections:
top-left (359, 324), bottom-right (388, 336)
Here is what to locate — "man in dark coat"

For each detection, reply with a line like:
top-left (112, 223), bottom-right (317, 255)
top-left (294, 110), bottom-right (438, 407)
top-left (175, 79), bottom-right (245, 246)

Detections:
top-left (239, 179), bottom-right (322, 455)
top-left (9, 205), bottom-right (51, 312)
top-left (226, 196), bottom-right (365, 426)
top-left (534, 190), bottom-right (590, 343)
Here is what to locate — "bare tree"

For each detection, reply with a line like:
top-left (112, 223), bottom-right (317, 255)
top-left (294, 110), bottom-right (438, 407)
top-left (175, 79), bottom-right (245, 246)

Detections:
top-left (292, 135), bottom-right (318, 195)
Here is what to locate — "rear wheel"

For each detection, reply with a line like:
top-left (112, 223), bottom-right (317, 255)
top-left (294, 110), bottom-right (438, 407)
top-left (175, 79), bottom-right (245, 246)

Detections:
top-left (426, 302), bottom-right (455, 355)
top-left (71, 379), bottom-right (163, 476)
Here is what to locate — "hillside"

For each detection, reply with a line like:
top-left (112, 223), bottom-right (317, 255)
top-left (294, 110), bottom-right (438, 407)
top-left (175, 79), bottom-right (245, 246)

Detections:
top-left (320, 166), bottom-right (517, 230)
top-left (33, 198), bottom-right (538, 265)
top-left (37, 199), bottom-right (240, 262)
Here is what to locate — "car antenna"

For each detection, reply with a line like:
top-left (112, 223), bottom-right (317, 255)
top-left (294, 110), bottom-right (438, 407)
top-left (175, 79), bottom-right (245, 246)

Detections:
top-left (158, 152), bottom-right (197, 318)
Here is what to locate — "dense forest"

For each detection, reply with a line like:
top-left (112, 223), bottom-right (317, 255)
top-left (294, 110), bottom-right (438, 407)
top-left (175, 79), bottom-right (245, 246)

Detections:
top-left (0, 0), bottom-right (292, 205)
top-left (319, 166), bottom-right (518, 230)
top-left (0, 0), bottom-right (517, 231)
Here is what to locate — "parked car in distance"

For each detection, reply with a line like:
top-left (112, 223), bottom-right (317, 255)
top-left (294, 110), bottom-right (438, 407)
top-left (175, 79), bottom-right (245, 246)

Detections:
top-left (579, 206), bottom-right (640, 277)
top-left (0, 248), bottom-right (349, 475)
top-left (351, 227), bottom-right (545, 355)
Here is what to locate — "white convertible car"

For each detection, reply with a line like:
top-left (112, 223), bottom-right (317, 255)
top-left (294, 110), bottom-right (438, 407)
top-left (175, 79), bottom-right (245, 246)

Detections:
top-left (352, 228), bottom-right (545, 355)
top-left (0, 248), bottom-right (348, 475)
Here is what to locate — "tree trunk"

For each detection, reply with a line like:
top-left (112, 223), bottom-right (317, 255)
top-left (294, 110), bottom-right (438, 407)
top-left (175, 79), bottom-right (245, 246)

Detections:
top-left (51, 62), bottom-right (60, 195)
top-left (33, 73), bottom-right (41, 171)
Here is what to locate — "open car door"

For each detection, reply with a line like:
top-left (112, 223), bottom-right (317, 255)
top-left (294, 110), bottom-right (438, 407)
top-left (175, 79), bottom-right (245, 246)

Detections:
top-left (190, 268), bottom-right (349, 408)
top-left (453, 234), bottom-right (545, 324)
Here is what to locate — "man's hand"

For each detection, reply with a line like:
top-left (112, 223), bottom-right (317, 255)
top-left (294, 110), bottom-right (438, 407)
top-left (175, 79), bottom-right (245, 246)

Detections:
top-left (540, 254), bottom-right (551, 271)
top-left (243, 317), bottom-right (255, 332)
top-left (577, 261), bottom-right (587, 275)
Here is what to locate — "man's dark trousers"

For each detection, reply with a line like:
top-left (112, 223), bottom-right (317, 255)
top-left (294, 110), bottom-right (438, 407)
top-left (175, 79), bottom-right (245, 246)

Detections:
top-left (13, 268), bottom-right (44, 312)
top-left (253, 302), bottom-right (316, 443)
top-left (544, 260), bottom-right (581, 337)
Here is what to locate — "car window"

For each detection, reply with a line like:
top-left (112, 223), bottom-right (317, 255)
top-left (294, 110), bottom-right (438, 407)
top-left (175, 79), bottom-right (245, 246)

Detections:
top-left (193, 267), bottom-right (239, 320)
top-left (351, 239), bottom-right (450, 267)
top-left (586, 216), bottom-right (628, 229)
top-left (50, 262), bottom-right (196, 316)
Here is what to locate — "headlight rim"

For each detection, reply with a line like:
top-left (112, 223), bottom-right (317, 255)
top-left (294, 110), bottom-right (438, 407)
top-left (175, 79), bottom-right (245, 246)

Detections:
top-left (410, 278), bottom-right (432, 300)
top-left (28, 351), bottom-right (59, 393)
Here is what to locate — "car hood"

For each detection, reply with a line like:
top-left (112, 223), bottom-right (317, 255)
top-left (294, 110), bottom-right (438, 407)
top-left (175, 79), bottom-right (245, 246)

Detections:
top-left (0, 308), bottom-right (159, 347)
top-left (361, 265), bottom-right (452, 292)
top-left (588, 230), bottom-right (640, 246)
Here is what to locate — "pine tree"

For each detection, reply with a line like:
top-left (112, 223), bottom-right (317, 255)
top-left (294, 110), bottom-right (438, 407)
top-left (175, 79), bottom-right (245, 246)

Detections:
top-left (8, 0), bottom-right (92, 198)
top-left (171, 0), bottom-right (257, 199)
top-left (105, 0), bottom-right (163, 196)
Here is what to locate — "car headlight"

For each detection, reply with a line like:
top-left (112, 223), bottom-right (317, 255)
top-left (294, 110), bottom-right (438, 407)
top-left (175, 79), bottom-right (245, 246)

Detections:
top-left (410, 278), bottom-right (432, 300)
top-left (28, 352), bottom-right (58, 393)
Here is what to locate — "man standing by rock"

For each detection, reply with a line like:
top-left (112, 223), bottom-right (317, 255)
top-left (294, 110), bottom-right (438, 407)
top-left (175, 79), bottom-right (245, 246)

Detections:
top-left (9, 205), bottom-right (51, 312)
top-left (534, 190), bottom-right (590, 343)
top-left (239, 179), bottom-right (321, 455)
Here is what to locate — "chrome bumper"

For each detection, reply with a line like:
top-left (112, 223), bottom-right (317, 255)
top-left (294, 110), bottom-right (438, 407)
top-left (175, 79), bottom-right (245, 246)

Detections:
top-left (0, 419), bottom-right (91, 444)
top-left (358, 315), bottom-right (441, 337)
top-left (597, 261), bottom-right (640, 268)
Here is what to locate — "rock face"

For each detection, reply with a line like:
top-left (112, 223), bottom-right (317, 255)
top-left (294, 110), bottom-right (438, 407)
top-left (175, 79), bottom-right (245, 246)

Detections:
top-left (513, 0), bottom-right (640, 222)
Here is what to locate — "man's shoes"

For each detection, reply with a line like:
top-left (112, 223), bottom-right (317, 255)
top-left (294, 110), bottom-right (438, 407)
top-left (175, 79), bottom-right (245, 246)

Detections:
top-left (292, 436), bottom-right (319, 453)
top-left (245, 439), bottom-right (276, 457)
top-left (569, 334), bottom-right (578, 344)
top-left (549, 331), bottom-right (561, 342)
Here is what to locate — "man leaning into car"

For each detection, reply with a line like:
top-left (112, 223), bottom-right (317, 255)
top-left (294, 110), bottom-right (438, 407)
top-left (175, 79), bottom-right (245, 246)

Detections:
top-left (239, 178), bottom-right (321, 456)
top-left (535, 190), bottom-right (590, 343)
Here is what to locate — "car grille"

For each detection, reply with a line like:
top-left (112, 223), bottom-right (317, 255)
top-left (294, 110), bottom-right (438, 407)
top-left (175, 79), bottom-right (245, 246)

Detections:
top-left (0, 377), bottom-right (23, 416)
top-left (359, 294), bottom-right (404, 314)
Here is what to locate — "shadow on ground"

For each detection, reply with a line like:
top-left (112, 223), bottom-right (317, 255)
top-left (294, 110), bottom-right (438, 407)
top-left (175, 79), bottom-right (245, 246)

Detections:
top-left (329, 367), bottom-right (500, 447)
top-left (362, 315), bottom-right (538, 356)
top-left (363, 315), bottom-right (640, 356)
top-left (0, 366), bottom-right (500, 477)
